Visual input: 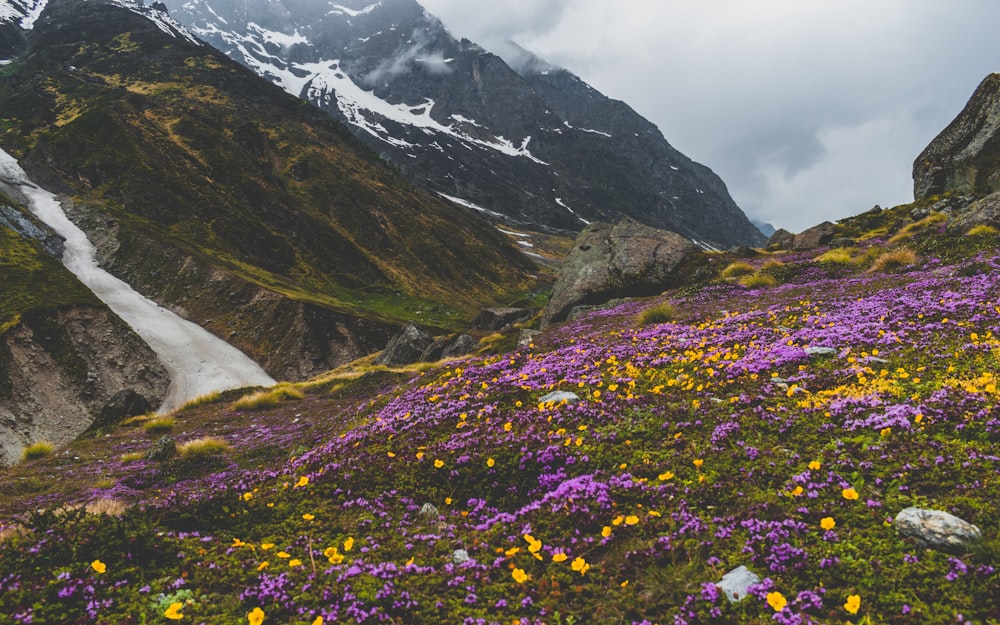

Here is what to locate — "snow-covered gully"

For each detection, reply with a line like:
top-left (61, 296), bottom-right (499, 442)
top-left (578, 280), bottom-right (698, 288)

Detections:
top-left (0, 149), bottom-right (276, 413)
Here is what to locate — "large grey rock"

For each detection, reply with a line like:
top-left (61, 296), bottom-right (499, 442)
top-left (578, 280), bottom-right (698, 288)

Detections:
top-left (375, 324), bottom-right (434, 366)
top-left (472, 308), bottom-right (533, 331)
top-left (441, 334), bottom-right (478, 359)
top-left (84, 390), bottom-right (152, 435)
top-left (538, 391), bottom-right (580, 404)
top-left (716, 565), bottom-right (760, 603)
top-left (792, 221), bottom-right (836, 250)
top-left (950, 191), bottom-right (1000, 231)
top-left (895, 507), bottom-right (981, 552)
top-left (804, 346), bottom-right (839, 359)
top-left (766, 228), bottom-right (795, 250)
top-left (541, 219), bottom-right (699, 327)
top-left (914, 73), bottom-right (1000, 200)
top-left (147, 435), bottom-right (177, 462)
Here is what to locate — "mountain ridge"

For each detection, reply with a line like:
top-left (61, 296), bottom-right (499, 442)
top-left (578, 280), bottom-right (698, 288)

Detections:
top-left (160, 0), bottom-right (766, 248)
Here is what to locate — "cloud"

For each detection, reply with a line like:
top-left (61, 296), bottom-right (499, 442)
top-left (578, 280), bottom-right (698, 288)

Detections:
top-left (419, 0), bottom-right (1000, 230)
top-left (362, 27), bottom-right (454, 86)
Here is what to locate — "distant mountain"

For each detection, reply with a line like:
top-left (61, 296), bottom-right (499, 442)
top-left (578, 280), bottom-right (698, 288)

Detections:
top-left (160, 0), bottom-right (765, 248)
top-left (914, 73), bottom-right (1000, 201)
top-left (751, 219), bottom-right (777, 238)
top-left (0, 0), bottom-right (534, 382)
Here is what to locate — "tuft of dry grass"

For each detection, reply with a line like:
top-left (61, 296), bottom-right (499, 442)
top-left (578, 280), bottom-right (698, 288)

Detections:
top-left (52, 499), bottom-right (129, 519)
top-left (231, 384), bottom-right (304, 411)
top-left (739, 272), bottom-right (778, 289)
top-left (720, 261), bottom-right (756, 279)
top-left (120, 452), bottom-right (144, 464)
top-left (176, 391), bottom-right (222, 412)
top-left (886, 213), bottom-right (947, 245)
top-left (637, 302), bottom-right (676, 325)
top-left (177, 436), bottom-right (233, 458)
top-left (867, 248), bottom-right (918, 274)
top-left (121, 412), bottom-right (155, 427)
top-left (142, 416), bottom-right (175, 436)
top-left (965, 224), bottom-right (999, 237)
top-left (21, 441), bottom-right (55, 461)
top-left (814, 248), bottom-right (855, 265)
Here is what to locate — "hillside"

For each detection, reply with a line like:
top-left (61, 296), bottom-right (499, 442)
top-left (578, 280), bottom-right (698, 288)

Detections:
top-left (1, 195), bottom-right (998, 623)
top-left (160, 0), bottom-right (765, 248)
top-left (0, 0), bottom-right (536, 381)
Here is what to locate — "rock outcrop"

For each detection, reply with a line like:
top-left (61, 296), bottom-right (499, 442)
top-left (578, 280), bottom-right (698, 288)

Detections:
top-left (375, 324), bottom-right (434, 367)
top-left (541, 219), bottom-right (700, 327)
top-left (950, 191), bottom-right (1000, 231)
top-left (0, 306), bottom-right (169, 466)
top-left (914, 73), bottom-right (1000, 200)
top-left (894, 507), bottom-right (981, 552)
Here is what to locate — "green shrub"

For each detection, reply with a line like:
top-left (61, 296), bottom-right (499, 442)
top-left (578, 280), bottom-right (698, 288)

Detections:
top-left (177, 436), bottom-right (233, 458)
top-left (21, 441), bottom-right (55, 461)
top-left (720, 261), bottom-right (755, 279)
top-left (143, 416), bottom-right (175, 436)
top-left (637, 303), bottom-right (676, 325)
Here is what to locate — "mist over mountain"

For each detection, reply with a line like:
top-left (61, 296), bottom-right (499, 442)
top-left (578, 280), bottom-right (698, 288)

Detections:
top-left (160, 0), bottom-right (765, 248)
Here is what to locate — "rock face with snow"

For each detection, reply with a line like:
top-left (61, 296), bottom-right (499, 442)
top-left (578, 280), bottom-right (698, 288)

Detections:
top-left (914, 73), bottom-right (1000, 200)
top-left (541, 219), bottom-right (701, 327)
top-left (160, 0), bottom-right (764, 248)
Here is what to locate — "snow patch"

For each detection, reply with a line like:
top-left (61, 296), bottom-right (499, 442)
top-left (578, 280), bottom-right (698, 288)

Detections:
top-left (20, 0), bottom-right (47, 29)
top-left (437, 192), bottom-right (506, 219)
top-left (555, 197), bottom-right (590, 225)
top-left (248, 21), bottom-right (309, 48)
top-left (105, 0), bottom-right (202, 46)
top-left (0, 149), bottom-right (276, 413)
top-left (328, 2), bottom-right (381, 17)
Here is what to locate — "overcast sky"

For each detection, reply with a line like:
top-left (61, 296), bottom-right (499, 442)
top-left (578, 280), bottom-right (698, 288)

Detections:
top-left (419, 0), bottom-right (1000, 232)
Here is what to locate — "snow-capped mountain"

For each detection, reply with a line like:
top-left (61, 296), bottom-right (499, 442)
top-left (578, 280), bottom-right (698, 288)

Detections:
top-left (159, 0), bottom-right (765, 248)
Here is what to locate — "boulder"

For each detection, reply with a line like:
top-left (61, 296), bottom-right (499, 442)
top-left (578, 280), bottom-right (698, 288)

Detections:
top-left (420, 333), bottom-right (478, 362)
top-left (471, 307), bottom-right (533, 331)
top-left (950, 191), bottom-right (1000, 231)
top-left (541, 219), bottom-right (699, 327)
top-left (147, 434), bottom-right (177, 461)
top-left (894, 507), bottom-right (981, 552)
top-left (914, 73), bottom-right (1000, 200)
top-left (766, 228), bottom-right (795, 250)
top-left (85, 390), bottom-right (152, 434)
top-left (538, 391), bottom-right (580, 405)
top-left (716, 565), bottom-right (760, 603)
top-left (804, 346), bottom-right (839, 360)
top-left (792, 221), bottom-right (836, 250)
top-left (374, 323), bottom-right (434, 366)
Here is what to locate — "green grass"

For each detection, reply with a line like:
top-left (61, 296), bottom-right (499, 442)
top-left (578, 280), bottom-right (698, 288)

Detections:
top-left (637, 302), bottom-right (677, 325)
top-left (142, 416), bottom-right (175, 436)
top-left (739, 272), bottom-right (778, 288)
top-left (720, 261), bottom-right (755, 279)
top-left (814, 247), bottom-right (855, 264)
top-left (231, 385), bottom-right (304, 411)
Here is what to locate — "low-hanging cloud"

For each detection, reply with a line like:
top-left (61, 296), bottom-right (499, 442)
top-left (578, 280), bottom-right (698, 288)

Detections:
top-left (419, 0), bottom-right (1000, 231)
top-left (363, 27), bottom-right (455, 86)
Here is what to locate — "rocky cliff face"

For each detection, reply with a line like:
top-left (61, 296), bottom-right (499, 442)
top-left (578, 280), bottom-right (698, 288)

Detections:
top-left (0, 305), bottom-right (169, 466)
top-left (914, 73), bottom-right (1000, 200)
top-left (160, 0), bottom-right (764, 248)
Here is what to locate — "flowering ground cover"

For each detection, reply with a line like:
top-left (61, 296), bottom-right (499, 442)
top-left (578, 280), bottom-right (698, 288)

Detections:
top-left (1, 213), bottom-right (999, 624)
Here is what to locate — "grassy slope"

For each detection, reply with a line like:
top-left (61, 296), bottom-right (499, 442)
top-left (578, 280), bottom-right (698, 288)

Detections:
top-left (1, 204), bottom-right (999, 624)
top-left (0, 1), bottom-right (535, 326)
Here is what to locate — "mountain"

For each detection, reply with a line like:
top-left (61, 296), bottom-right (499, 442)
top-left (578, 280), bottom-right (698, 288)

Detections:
top-left (159, 0), bottom-right (765, 249)
top-left (914, 72), bottom-right (1000, 200)
top-left (0, 0), bottom-right (535, 385)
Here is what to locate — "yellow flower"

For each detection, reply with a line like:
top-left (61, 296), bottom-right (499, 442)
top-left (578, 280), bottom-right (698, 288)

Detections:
top-left (343, 537), bottom-right (354, 552)
top-left (844, 594), bottom-right (861, 614)
top-left (164, 602), bottom-right (184, 620)
top-left (276, 551), bottom-right (291, 559)
top-left (247, 607), bottom-right (265, 625)
top-left (503, 421), bottom-right (513, 432)
top-left (434, 459), bottom-right (445, 469)
top-left (657, 471), bottom-right (674, 481)
top-left (612, 515), bottom-right (625, 526)
top-left (808, 460), bottom-right (821, 470)
top-left (302, 513), bottom-right (315, 521)
top-left (312, 618), bottom-right (323, 625)
top-left (570, 556), bottom-right (590, 574)
top-left (260, 543), bottom-right (274, 551)
top-left (552, 553), bottom-right (568, 562)
top-left (416, 451), bottom-right (425, 460)
top-left (842, 487), bottom-right (859, 500)
top-left (257, 561), bottom-right (269, 571)
top-left (766, 591), bottom-right (787, 612)
top-left (624, 515), bottom-right (639, 526)
top-left (512, 567), bottom-right (529, 583)
top-left (486, 457), bottom-right (495, 468)
top-left (294, 476), bottom-right (309, 488)
top-left (791, 486), bottom-right (803, 497)
top-left (693, 458), bottom-right (704, 469)
top-left (90, 560), bottom-right (107, 574)
top-left (504, 546), bottom-right (520, 557)
top-left (601, 526), bottom-right (612, 538)
top-left (445, 497), bottom-right (453, 505)
top-left (288, 559), bottom-right (303, 567)
top-left (820, 517), bottom-right (836, 531)
top-left (242, 492), bottom-right (253, 501)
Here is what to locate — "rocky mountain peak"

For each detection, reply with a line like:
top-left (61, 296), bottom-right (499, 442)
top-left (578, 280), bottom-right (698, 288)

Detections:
top-left (160, 0), bottom-right (765, 248)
